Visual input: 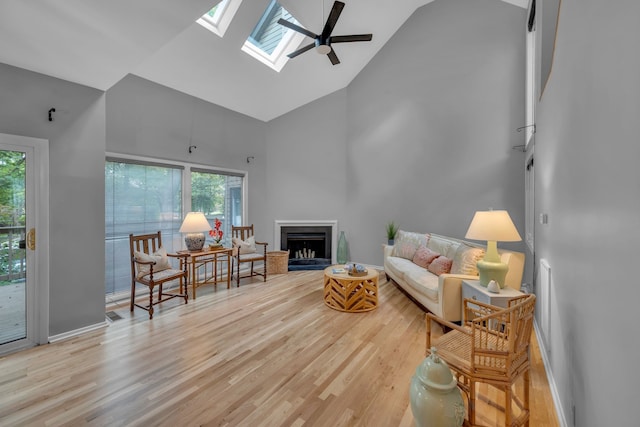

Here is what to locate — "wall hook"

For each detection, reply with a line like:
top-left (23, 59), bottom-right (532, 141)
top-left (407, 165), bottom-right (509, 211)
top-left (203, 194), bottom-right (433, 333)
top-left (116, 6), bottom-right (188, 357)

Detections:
top-left (516, 124), bottom-right (536, 133)
top-left (48, 108), bottom-right (56, 122)
top-left (188, 145), bottom-right (197, 154)
top-left (247, 156), bottom-right (255, 164)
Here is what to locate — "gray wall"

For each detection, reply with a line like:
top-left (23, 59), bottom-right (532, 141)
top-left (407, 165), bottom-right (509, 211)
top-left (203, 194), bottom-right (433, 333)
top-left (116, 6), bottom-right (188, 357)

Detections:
top-left (534, 0), bottom-right (640, 425)
top-left (264, 90), bottom-right (349, 247)
top-left (344, 0), bottom-right (526, 265)
top-left (106, 75), bottom-right (269, 241)
top-left (0, 63), bottom-right (106, 336)
top-left (262, 0), bottom-right (526, 266)
top-left (11, 2), bottom-right (626, 424)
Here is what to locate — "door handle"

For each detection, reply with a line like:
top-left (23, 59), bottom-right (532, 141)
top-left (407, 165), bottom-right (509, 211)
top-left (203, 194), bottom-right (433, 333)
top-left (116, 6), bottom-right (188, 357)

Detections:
top-left (26, 228), bottom-right (36, 250)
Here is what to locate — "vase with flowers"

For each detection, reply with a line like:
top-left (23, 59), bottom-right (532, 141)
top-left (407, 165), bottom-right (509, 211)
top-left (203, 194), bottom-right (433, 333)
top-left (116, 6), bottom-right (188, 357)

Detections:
top-left (208, 218), bottom-right (224, 249)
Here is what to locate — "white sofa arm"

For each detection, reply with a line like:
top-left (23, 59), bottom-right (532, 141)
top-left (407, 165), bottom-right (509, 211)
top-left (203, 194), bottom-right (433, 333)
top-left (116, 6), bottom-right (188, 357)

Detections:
top-left (438, 273), bottom-right (480, 322)
top-left (383, 244), bottom-right (393, 259)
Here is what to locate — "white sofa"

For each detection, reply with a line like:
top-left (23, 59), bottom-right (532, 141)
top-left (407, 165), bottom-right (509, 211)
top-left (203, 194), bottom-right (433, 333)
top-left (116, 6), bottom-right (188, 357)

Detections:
top-left (383, 231), bottom-right (524, 322)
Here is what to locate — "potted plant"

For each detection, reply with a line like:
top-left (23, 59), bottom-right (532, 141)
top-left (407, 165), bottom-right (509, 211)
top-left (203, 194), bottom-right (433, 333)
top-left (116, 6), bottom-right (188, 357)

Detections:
top-left (386, 221), bottom-right (399, 245)
top-left (208, 218), bottom-right (224, 248)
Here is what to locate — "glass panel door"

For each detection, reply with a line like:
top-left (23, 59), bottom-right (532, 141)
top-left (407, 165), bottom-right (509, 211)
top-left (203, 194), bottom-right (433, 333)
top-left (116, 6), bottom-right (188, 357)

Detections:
top-left (0, 149), bottom-right (28, 345)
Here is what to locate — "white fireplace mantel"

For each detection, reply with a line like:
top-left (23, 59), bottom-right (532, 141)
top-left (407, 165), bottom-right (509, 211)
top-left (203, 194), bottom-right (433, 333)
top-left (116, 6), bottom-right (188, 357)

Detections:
top-left (274, 220), bottom-right (338, 264)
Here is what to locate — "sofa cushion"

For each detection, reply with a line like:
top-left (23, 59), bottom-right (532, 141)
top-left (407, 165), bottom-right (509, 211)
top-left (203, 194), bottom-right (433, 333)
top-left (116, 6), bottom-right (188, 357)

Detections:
top-left (427, 256), bottom-right (453, 276)
top-left (404, 269), bottom-right (440, 302)
top-left (412, 245), bottom-right (440, 268)
top-left (385, 256), bottom-right (418, 281)
top-left (392, 230), bottom-right (429, 260)
top-left (427, 235), bottom-right (458, 259)
top-left (451, 243), bottom-right (485, 276)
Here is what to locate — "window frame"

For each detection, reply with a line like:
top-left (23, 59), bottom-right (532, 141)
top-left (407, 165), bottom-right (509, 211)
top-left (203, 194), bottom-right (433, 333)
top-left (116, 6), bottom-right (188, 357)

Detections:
top-left (240, 0), bottom-right (306, 72)
top-left (196, 0), bottom-right (243, 37)
top-left (105, 152), bottom-right (247, 298)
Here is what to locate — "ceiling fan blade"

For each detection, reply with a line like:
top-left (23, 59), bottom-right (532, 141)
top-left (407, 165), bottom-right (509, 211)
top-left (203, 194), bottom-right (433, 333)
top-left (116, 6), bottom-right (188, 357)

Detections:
top-left (287, 42), bottom-right (316, 59)
top-left (330, 34), bottom-right (373, 43)
top-left (321, 1), bottom-right (345, 39)
top-left (277, 18), bottom-right (318, 39)
top-left (327, 48), bottom-right (340, 65)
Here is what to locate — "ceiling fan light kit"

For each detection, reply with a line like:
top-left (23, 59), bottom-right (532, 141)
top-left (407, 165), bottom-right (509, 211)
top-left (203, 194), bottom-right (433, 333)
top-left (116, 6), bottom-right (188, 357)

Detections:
top-left (316, 42), bottom-right (331, 55)
top-left (278, 1), bottom-right (372, 65)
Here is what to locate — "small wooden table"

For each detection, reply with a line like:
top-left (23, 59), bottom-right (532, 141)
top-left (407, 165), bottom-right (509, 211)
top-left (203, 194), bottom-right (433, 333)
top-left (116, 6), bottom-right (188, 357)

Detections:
top-left (323, 265), bottom-right (379, 312)
top-left (178, 247), bottom-right (233, 299)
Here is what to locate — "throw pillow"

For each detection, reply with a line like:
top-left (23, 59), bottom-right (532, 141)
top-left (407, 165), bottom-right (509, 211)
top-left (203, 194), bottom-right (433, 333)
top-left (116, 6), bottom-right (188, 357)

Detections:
top-left (451, 244), bottom-right (485, 276)
top-left (134, 246), bottom-right (171, 278)
top-left (392, 230), bottom-right (429, 260)
top-left (412, 245), bottom-right (440, 269)
top-left (426, 235), bottom-right (456, 259)
top-left (427, 255), bottom-right (453, 276)
top-left (233, 236), bottom-right (256, 254)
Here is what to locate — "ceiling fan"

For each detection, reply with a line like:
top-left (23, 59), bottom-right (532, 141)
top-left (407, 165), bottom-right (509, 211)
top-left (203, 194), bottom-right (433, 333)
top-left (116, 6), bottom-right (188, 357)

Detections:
top-left (277, 1), bottom-right (373, 65)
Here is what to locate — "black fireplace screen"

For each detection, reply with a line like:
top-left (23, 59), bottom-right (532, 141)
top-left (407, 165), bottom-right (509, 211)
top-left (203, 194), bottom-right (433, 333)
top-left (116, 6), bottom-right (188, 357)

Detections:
top-left (280, 226), bottom-right (332, 262)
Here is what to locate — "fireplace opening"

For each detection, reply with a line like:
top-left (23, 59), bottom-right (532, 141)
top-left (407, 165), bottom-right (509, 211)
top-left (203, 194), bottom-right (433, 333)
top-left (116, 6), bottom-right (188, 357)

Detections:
top-left (281, 226), bottom-right (332, 271)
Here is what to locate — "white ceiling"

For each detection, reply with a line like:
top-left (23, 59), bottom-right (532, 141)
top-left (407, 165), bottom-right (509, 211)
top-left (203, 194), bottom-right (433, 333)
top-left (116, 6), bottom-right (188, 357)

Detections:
top-left (0, 0), bottom-right (527, 122)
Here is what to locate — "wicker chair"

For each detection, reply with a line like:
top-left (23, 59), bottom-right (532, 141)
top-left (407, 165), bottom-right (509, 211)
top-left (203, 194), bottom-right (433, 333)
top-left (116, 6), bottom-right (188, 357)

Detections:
top-left (426, 293), bottom-right (536, 426)
top-left (231, 225), bottom-right (268, 286)
top-left (129, 232), bottom-right (188, 319)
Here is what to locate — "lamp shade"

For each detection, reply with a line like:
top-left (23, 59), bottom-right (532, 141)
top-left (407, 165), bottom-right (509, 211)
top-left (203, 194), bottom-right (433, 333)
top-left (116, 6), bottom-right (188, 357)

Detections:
top-left (465, 210), bottom-right (521, 242)
top-left (179, 212), bottom-right (211, 251)
top-left (465, 210), bottom-right (521, 288)
top-left (179, 212), bottom-right (212, 233)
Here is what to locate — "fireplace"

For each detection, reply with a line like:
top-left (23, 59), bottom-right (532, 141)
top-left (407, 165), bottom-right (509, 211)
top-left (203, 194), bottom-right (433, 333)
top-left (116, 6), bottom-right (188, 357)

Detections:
top-left (274, 220), bottom-right (338, 271)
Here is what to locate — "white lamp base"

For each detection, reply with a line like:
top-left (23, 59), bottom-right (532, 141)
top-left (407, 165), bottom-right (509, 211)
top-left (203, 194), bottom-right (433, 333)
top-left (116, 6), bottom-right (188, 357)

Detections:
top-left (184, 233), bottom-right (205, 251)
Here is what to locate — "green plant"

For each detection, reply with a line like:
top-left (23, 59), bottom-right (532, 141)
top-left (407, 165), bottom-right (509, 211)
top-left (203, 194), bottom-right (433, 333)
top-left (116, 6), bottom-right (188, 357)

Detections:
top-left (386, 221), bottom-right (399, 240)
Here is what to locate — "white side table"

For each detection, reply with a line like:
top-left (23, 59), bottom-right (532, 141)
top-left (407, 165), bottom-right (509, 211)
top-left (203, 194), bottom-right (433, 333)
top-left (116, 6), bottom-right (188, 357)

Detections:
top-left (461, 279), bottom-right (524, 314)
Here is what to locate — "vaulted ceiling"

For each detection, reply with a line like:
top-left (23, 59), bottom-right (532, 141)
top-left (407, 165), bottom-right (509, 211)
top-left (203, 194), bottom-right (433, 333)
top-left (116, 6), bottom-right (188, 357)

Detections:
top-left (0, 0), bottom-right (527, 122)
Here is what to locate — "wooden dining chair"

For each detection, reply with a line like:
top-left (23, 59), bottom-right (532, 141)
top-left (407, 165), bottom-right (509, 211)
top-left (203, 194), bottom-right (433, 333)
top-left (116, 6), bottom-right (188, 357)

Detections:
top-left (426, 293), bottom-right (536, 426)
top-left (129, 231), bottom-right (188, 319)
top-left (231, 225), bottom-right (268, 286)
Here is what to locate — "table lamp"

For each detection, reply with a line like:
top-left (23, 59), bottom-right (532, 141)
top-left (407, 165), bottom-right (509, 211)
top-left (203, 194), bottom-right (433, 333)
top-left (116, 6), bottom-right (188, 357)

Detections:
top-left (179, 212), bottom-right (211, 251)
top-left (465, 210), bottom-right (521, 287)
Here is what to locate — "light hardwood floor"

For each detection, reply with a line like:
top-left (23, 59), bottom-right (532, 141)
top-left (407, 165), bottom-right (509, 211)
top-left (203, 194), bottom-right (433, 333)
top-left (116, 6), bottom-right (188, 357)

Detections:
top-left (0, 270), bottom-right (558, 426)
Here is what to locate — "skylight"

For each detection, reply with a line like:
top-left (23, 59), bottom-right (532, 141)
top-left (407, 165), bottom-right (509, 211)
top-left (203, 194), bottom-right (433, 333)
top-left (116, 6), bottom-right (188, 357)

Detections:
top-left (197, 0), bottom-right (242, 37)
top-left (241, 0), bottom-right (306, 72)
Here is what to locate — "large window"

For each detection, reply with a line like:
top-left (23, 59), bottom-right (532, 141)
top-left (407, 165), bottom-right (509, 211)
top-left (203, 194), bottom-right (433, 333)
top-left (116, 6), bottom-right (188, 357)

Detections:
top-left (105, 158), bottom-right (244, 297)
top-left (191, 169), bottom-right (243, 247)
top-left (105, 160), bottom-right (183, 296)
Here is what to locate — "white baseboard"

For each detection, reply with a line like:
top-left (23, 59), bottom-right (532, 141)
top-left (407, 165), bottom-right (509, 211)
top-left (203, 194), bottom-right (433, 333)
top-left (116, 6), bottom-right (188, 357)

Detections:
top-left (49, 321), bottom-right (108, 343)
top-left (534, 320), bottom-right (569, 427)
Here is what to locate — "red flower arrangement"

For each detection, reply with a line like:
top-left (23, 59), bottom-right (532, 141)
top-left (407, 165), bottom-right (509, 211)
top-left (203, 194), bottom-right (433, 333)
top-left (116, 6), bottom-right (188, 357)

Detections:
top-left (209, 218), bottom-right (223, 243)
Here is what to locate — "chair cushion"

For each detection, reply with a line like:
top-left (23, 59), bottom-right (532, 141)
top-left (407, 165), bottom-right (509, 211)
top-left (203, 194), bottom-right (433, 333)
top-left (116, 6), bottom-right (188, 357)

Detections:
top-left (134, 246), bottom-right (171, 279)
top-left (137, 267), bottom-right (185, 283)
top-left (233, 236), bottom-right (256, 254)
top-left (237, 252), bottom-right (265, 262)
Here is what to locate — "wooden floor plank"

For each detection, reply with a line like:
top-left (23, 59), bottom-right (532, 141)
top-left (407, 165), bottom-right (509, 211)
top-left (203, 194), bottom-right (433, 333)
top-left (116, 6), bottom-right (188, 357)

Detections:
top-left (0, 270), bottom-right (559, 426)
